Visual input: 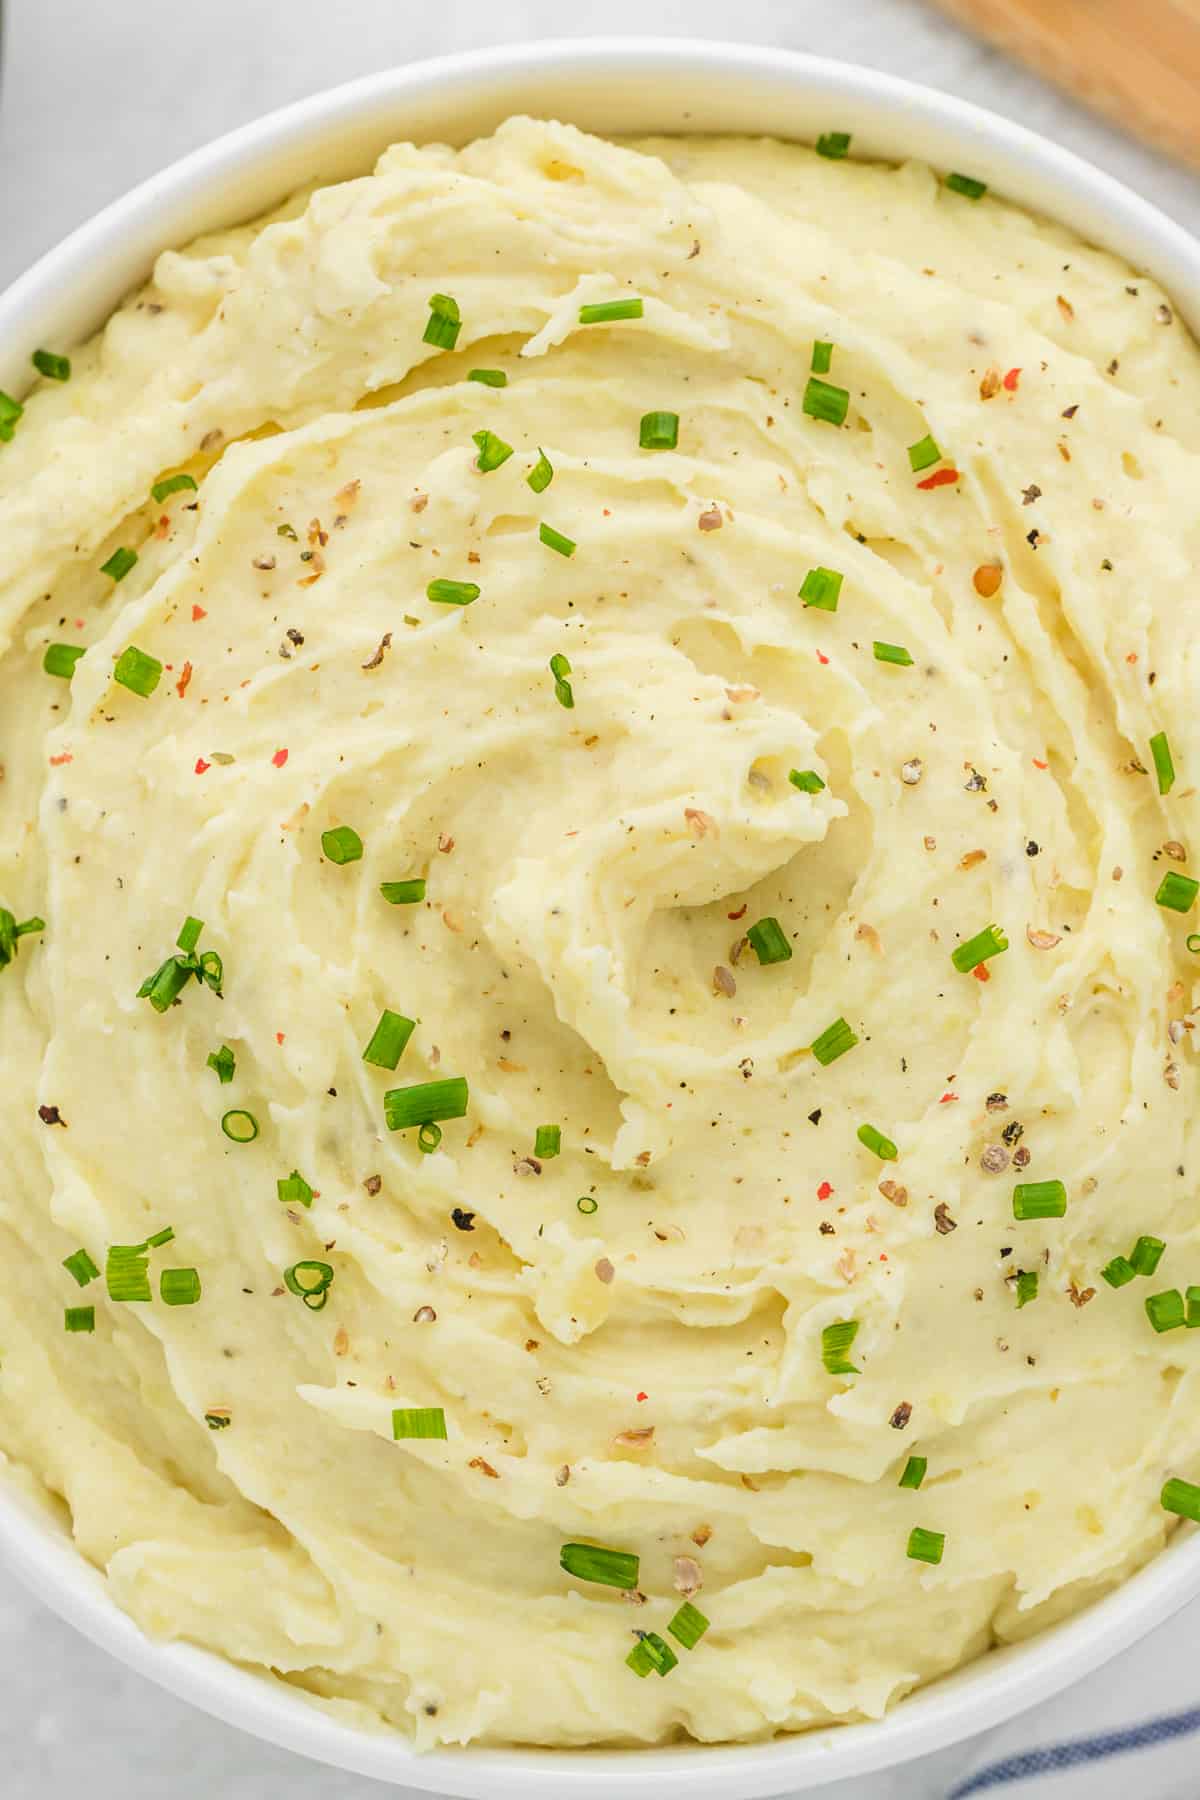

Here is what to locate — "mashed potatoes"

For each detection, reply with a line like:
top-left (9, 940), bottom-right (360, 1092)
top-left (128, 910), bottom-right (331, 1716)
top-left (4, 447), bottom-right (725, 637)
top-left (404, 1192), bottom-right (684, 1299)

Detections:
top-left (1, 117), bottom-right (1199, 1749)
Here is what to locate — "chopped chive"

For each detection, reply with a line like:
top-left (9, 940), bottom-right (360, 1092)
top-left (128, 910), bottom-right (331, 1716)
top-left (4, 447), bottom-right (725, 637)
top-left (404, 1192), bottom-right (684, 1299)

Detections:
top-left (539, 522), bottom-right (576, 558)
top-left (426, 577), bottom-right (480, 606)
top-left (321, 825), bottom-right (363, 865)
top-left (1156, 870), bottom-right (1198, 914)
top-left (113, 645), bottom-right (161, 697)
top-left (33, 348), bottom-right (71, 381)
top-left (1015, 1269), bottom-right (1039, 1308)
top-left (197, 950), bottom-right (223, 996)
top-left (151, 472), bottom-right (198, 504)
top-left (423, 293), bottom-right (461, 350)
top-left (945, 172), bottom-right (987, 200)
top-left (907, 1527), bottom-right (945, 1565)
top-left (527, 448), bottom-right (554, 493)
top-left (137, 954), bottom-right (195, 1012)
top-left (799, 565), bottom-right (844, 612)
top-left (105, 1245), bottom-right (151, 1304)
top-left (65, 1306), bottom-right (95, 1333)
top-left (1101, 1255), bottom-right (1136, 1288)
top-left (803, 376), bottom-right (849, 426)
top-left (811, 1017), bottom-right (858, 1066)
top-left (384, 1076), bottom-right (469, 1133)
top-left (206, 1044), bottom-right (236, 1084)
top-left (284, 1260), bottom-right (334, 1310)
top-left (468, 368), bottom-right (507, 387)
top-left (1150, 731), bottom-right (1175, 795)
top-left (578, 299), bottom-right (644, 324)
top-left (1190, 935), bottom-right (1200, 954)
top-left (899, 1455), bottom-right (927, 1490)
top-left (907, 435), bottom-right (941, 473)
top-left (857, 1123), bottom-right (898, 1161)
top-left (626, 1640), bottom-right (657, 1677)
top-left (821, 1318), bottom-right (860, 1376)
top-left (789, 769), bottom-right (825, 793)
top-left (639, 410), bottom-right (679, 450)
top-left (667, 1600), bottom-right (710, 1649)
top-left (220, 1109), bottom-right (259, 1144)
top-left (534, 1124), bottom-right (561, 1159)
top-left (559, 1542), bottom-right (640, 1588)
top-left (632, 1631), bottom-right (678, 1676)
top-left (144, 1227), bottom-right (175, 1249)
top-left (951, 923), bottom-right (1008, 974)
top-left (746, 916), bottom-right (792, 965)
top-left (417, 1121), bottom-right (442, 1154)
top-left (277, 1169), bottom-right (314, 1208)
top-left (1187, 1286), bottom-right (1200, 1329)
top-left (363, 1008), bottom-right (416, 1071)
top-left (0, 390), bottom-right (23, 442)
top-left (1013, 1179), bottom-right (1066, 1221)
top-left (1162, 1477), bottom-right (1200, 1521)
top-left (392, 1406), bottom-right (448, 1439)
top-left (874, 641), bottom-right (914, 667)
top-left (815, 131), bottom-right (852, 159)
top-left (1130, 1235), bottom-right (1166, 1277)
top-left (811, 341), bottom-right (833, 374)
top-left (43, 642), bottom-right (86, 679)
top-left (176, 915), bottom-right (204, 955)
top-left (63, 1248), bottom-right (100, 1288)
top-left (0, 910), bottom-right (43, 973)
top-left (381, 878), bottom-right (426, 905)
top-left (576, 1195), bottom-right (598, 1214)
top-left (550, 652), bottom-right (574, 709)
top-left (472, 427), bottom-right (513, 472)
top-left (160, 1267), bottom-right (201, 1306)
top-left (101, 547), bottom-right (138, 583)
top-left (1146, 1289), bottom-right (1185, 1332)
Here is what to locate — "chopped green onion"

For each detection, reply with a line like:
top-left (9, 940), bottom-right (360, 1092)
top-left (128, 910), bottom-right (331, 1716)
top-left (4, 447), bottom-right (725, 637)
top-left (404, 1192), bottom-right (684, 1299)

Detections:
top-left (907, 435), bottom-right (941, 473)
top-left (1162, 1477), bottom-right (1200, 1522)
top-left (206, 1044), bottom-right (236, 1084)
top-left (632, 1631), bottom-right (678, 1676)
top-left (43, 643), bottom-right (86, 679)
top-left (63, 1248), bottom-right (100, 1288)
top-left (277, 1170), bottom-right (313, 1208)
top-left (468, 368), bottom-right (507, 387)
top-left (874, 641), bottom-right (914, 667)
top-left (945, 172), bottom-right (987, 200)
top-left (176, 915), bottom-right (204, 955)
top-left (803, 376), bottom-right (849, 426)
top-left (427, 577), bottom-right (480, 606)
top-left (951, 923), bottom-right (1009, 974)
top-left (423, 293), bottom-right (461, 350)
top-left (811, 341), bottom-right (833, 374)
top-left (550, 652), bottom-right (574, 709)
top-left (106, 1245), bottom-right (151, 1304)
top-left (1146, 1289), bottom-right (1186, 1333)
top-left (576, 1195), bottom-right (598, 1214)
top-left (197, 950), bottom-right (223, 995)
top-left (527, 448), bottom-right (554, 493)
top-left (65, 1306), bottom-right (95, 1333)
top-left (579, 299), bottom-right (644, 324)
top-left (381, 878), bottom-right (426, 905)
top-left (1015, 1269), bottom-right (1039, 1308)
top-left (0, 909), bottom-right (44, 974)
top-left (1013, 1179), bottom-right (1066, 1221)
top-left (137, 954), bottom-right (195, 1012)
top-left (626, 1640), bottom-right (658, 1677)
top-left (811, 1017), bottom-right (858, 1066)
top-left (816, 131), bottom-right (852, 159)
top-left (1130, 1235), bottom-right (1166, 1277)
top-left (746, 916), bottom-right (792, 965)
top-left (857, 1123), bottom-right (898, 1161)
top-left (101, 547), bottom-right (138, 583)
top-left (535, 1124), bottom-right (561, 1159)
top-left (639, 411), bottom-right (679, 450)
top-left (799, 566), bottom-right (844, 612)
top-left (789, 769), bottom-right (825, 794)
top-left (667, 1601), bottom-right (710, 1649)
top-left (417, 1121), bottom-right (442, 1154)
top-left (539, 522), bottom-right (576, 558)
top-left (384, 1076), bottom-right (469, 1133)
top-left (821, 1319), bottom-right (860, 1376)
top-left (160, 1267), bottom-right (201, 1306)
top-left (1189, 934), bottom-right (1200, 954)
top-left (33, 348), bottom-right (71, 381)
top-left (907, 1527), bottom-right (945, 1565)
top-left (1187, 1286), bottom-right (1200, 1328)
top-left (559, 1542), bottom-right (640, 1588)
top-left (1156, 871), bottom-right (1199, 914)
top-left (392, 1406), bottom-right (448, 1439)
top-left (899, 1455), bottom-right (927, 1490)
top-left (151, 472), bottom-right (198, 504)
top-left (284, 1260), bottom-right (334, 1310)
top-left (113, 645), bottom-right (161, 696)
top-left (145, 1227), bottom-right (175, 1248)
top-left (220, 1109), bottom-right (259, 1144)
top-left (363, 1009), bottom-right (416, 1071)
top-left (1150, 731), bottom-right (1175, 795)
top-left (321, 825), bottom-right (363, 865)
top-left (1101, 1255), bottom-right (1136, 1288)
top-left (473, 428), bottom-right (513, 472)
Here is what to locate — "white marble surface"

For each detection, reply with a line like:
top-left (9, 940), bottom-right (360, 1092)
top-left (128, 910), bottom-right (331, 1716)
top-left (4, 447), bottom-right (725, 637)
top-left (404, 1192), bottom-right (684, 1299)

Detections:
top-left (2, 2), bottom-right (1199, 1795)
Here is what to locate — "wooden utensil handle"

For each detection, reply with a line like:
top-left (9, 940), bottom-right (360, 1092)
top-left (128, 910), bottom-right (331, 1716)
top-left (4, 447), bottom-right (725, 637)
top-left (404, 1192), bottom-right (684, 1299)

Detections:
top-left (930, 0), bottom-right (1200, 166)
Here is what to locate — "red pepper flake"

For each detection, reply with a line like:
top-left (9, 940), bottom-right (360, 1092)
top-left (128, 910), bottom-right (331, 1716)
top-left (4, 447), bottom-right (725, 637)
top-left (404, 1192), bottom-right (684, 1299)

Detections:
top-left (272, 748), bottom-right (289, 768)
top-left (276, 1032), bottom-right (285, 1045)
top-left (972, 964), bottom-right (991, 983)
top-left (1033, 757), bottom-right (1048, 770)
top-left (1002, 367), bottom-right (1021, 391)
top-left (939, 1092), bottom-right (959, 1105)
top-left (191, 605), bottom-right (207, 622)
top-left (636, 1391), bottom-right (648, 1402)
top-left (49, 752), bottom-right (73, 766)
top-left (728, 904), bottom-right (748, 921)
top-left (176, 660), bottom-right (193, 698)
top-left (817, 1180), bottom-right (834, 1201)
top-left (74, 618), bottom-right (84, 630)
top-left (194, 757), bottom-right (210, 774)
top-left (917, 467), bottom-right (960, 490)
top-left (816, 650), bottom-right (829, 666)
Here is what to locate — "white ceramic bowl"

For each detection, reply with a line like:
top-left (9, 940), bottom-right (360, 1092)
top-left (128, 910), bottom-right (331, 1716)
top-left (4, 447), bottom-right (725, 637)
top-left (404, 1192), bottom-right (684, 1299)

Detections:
top-left (2, 37), bottom-right (1199, 1799)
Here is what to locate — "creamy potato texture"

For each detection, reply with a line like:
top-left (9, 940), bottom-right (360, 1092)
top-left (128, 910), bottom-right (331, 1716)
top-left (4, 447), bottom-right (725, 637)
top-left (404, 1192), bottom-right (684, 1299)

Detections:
top-left (2, 118), bottom-right (1200, 1748)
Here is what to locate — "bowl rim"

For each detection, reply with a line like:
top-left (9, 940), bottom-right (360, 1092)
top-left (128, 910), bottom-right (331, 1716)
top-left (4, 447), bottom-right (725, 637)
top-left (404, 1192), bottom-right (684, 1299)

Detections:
top-left (3, 35), bottom-right (1200, 1799)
